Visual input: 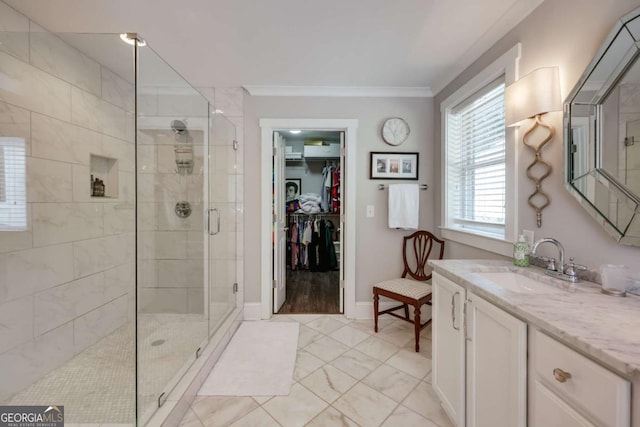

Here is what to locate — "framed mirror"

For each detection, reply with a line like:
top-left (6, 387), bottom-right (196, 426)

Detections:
top-left (565, 6), bottom-right (640, 246)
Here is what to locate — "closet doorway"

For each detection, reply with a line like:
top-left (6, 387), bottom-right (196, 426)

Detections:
top-left (259, 119), bottom-right (357, 319)
top-left (275, 130), bottom-right (343, 314)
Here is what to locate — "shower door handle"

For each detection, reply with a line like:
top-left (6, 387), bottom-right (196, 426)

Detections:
top-left (207, 208), bottom-right (213, 235)
top-left (208, 208), bottom-right (221, 235)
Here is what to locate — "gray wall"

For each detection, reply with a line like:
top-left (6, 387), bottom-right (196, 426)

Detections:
top-left (244, 95), bottom-right (434, 303)
top-left (433, 0), bottom-right (640, 266)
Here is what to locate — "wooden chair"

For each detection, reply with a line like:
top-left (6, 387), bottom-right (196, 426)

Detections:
top-left (373, 230), bottom-right (445, 352)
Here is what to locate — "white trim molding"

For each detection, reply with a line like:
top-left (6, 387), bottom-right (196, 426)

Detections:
top-left (243, 303), bottom-right (262, 321)
top-left (440, 43), bottom-right (521, 256)
top-left (260, 118), bottom-right (358, 320)
top-left (440, 227), bottom-right (514, 258)
top-left (244, 85), bottom-right (432, 98)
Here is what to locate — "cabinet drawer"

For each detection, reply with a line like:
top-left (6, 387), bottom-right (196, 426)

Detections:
top-left (532, 329), bottom-right (630, 427)
top-left (531, 380), bottom-right (595, 427)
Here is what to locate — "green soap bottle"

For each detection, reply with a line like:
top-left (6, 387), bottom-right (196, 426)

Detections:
top-left (513, 234), bottom-right (530, 267)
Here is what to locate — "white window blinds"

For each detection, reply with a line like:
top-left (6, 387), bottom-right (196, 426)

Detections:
top-left (0, 138), bottom-right (27, 231)
top-left (446, 77), bottom-right (506, 238)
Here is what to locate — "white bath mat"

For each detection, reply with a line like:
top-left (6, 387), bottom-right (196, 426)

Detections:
top-left (198, 321), bottom-right (299, 396)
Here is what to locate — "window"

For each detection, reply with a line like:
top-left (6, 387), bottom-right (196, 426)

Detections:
top-left (0, 147), bottom-right (5, 203)
top-left (0, 138), bottom-right (27, 231)
top-left (441, 44), bottom-right (520, 256)
top-left (446, 78), bottom-right (506, 237)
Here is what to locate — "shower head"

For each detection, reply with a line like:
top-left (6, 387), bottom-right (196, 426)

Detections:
top-left (171, 119), bottom-right (188, 134)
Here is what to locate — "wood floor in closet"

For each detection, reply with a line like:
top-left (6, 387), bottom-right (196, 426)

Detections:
top-left (278, 269), bottom-right (340, 314)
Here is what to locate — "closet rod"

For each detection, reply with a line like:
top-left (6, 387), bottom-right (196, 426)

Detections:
top-left (287, 212), bottom-right (340, 216)
top-left (378, 184), bottom-right (428, 190)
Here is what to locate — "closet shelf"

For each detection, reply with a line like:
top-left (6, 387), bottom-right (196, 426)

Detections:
top-left (304, 144), bottom-right (340, 158)
top-left (285, 152), bottom-right (303, 161)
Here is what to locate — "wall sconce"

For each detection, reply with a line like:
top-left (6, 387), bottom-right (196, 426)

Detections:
top-left (505, 67), bottom-right (561, 228)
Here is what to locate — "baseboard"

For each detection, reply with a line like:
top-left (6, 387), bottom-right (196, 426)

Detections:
top-left (246, 301), bottom-right (431, 321)
top-left (243, 303), bottom-right (262, 320)
top-left (355, 301), bottom-right (432, 321)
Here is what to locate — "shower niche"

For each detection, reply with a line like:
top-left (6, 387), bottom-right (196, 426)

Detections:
top-left (90, 154), bottom-right (119, 198)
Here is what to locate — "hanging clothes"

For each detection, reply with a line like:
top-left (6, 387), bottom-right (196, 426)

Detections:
top-left (330, 167), bottom-right (340, 213)
top-left (318, 163), bottom-right (341, 214)
top-left (286, 215), bottom-right (338, 272)
top-left (326, 220), bottom-right (337, 270)
top-left (317, 220), bottom-right (329, 271)
top-left (290, 222), bottom-right (299, 270)
top-left (307, 221), bottom-right (319, 271)
top-left (321, 165), bottom-right (330, 212)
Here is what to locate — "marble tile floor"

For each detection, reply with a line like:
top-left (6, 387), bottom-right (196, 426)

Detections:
top-left (181, 315), bottom-right (454, 427)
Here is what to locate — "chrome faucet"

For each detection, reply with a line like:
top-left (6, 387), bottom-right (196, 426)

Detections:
top-left (531, 237), bottom-right (586, 283)
top-left (531, 237), bottom-right (564, 273)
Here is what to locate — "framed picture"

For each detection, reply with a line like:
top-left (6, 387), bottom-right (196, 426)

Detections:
top-left (369, 152), bottom-right (419, 180)
top-left (285, 178), bottom-right (301, 200)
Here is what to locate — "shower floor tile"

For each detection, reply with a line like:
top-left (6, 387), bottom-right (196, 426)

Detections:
top-left (5, 312), bottom-right (211, 425)
top-left (138, 313), bottom-right (208, 417)
top-left (7, 323), bottom-right (136, 424)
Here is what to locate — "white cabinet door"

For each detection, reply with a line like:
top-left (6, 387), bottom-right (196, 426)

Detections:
top-left (465, 292), bottom-right (527, 427)
top-left (433, 273), bottom-right (466, 427)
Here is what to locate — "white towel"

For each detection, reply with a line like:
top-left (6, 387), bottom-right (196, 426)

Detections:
top-left (388, 184), bottom-right (419, 229)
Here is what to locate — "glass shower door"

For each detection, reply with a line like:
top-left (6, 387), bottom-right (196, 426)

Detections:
top-left (136, 44), bottom-right (209, 424)
top-left (208, 113), bottom-right (238, 334)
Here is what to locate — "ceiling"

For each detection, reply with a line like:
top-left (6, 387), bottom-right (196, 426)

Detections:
top-left (6, 0), bottom-right (544, 95)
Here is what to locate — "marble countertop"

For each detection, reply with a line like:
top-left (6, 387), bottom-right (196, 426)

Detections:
top-left (429, 259), bottom-right (640, 381)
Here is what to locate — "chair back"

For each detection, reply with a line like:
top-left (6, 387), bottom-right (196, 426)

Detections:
top-left (401, 230), bottom-right (445, 281)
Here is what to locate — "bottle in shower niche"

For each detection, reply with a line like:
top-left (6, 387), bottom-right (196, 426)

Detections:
top-left (513, 234), bottom-right (530, 267)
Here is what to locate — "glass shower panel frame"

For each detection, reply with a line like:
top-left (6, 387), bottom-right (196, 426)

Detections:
top-left (135, 43), bottom-right (210, 424)
top-left (208, 113), bottom-right (238, 335)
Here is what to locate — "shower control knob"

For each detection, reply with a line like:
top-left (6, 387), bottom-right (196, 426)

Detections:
top-left (175, 201), bottom-right (192, 218)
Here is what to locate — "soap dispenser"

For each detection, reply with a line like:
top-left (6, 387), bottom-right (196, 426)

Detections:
top-left (513, 234), bottom-right (530, 267)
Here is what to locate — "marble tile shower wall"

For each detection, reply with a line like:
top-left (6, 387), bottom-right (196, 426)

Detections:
top-left (136, 87), bottom-right (244, 315)
top-left (136, 124), bottom-right (207, 315)
top-left (0, 2), bottom-right (135, 401)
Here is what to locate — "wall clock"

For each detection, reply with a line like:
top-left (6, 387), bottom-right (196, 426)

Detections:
top-left (382, 117), bottom-right (410, 146)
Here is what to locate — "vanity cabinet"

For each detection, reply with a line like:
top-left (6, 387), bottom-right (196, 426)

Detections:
top-left (529, 329), bottom-right (631, 427)
top-left (433, 273), bottom-right (527, 427)
top-left (433, 274), bottom-right (465, 426)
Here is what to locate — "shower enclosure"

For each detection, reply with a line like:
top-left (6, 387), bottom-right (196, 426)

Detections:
top-left (0, 5), bottom-right (240, 425)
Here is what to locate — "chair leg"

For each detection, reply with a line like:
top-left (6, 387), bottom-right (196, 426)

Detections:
top-left (373, 291), bottom-right (379, 333)
top-left (414, 304), bottom-right (421, 352)
top-left (403, 304), bottom-right (409, 320)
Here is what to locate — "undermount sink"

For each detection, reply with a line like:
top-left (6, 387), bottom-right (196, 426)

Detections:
top-left (475, 271), bottom-right (567, 294)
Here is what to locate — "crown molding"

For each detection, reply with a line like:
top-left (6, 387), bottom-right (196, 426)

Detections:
top-left (243, 85), bottom-right (432, 98)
